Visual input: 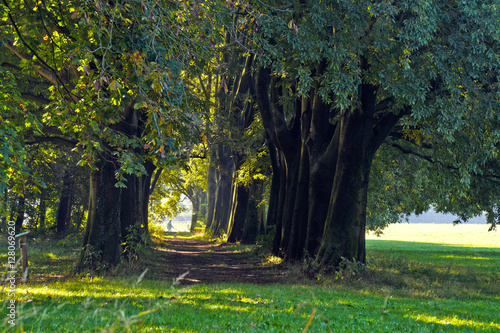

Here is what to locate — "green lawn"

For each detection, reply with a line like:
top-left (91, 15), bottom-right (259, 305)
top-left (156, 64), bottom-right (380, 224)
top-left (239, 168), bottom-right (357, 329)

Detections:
top-left (1, 224), bottom-right (499, 332)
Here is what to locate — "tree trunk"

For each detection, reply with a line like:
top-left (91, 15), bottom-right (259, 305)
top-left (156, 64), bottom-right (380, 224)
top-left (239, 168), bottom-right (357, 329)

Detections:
top-left (14, 196), bottom-right (25, 232)
top-left (304, 155), bottom-right (336, 257)
top-left (141, 162), bottom-right (157, 236)
top-left (304, 91), bottom-right (339, 258)
top-left (227, 182), bottom-right (250, 243)
top-left (190, 191), bottom-right (203, 233)
top-left (205, 150), bottom-right (217, 230)
top-left (190, 209), bottom-right (198, 233)
top-left (56, 170), bottom-right (73, 234)
top-left (37, 189), bottom-right (48, 231)
top-left (274, 149), bottom-right (300, 255)
top-left (120, 173), bottom-right (140, 243)
top-left (314, 84), bottom-right (378, 268)
top-left (242, 180), bottom-right (264, 244)
top-left (271, 155), bottom-right (287, 254)
top-left (286, 95), bottom-right (313, 260)
top-left (286, 143), bottom-right (309, 260)
top-left (314, 136), bottom-right (372, 268)
top-left (77, 152), bottom-right (122, 271)
top-left (210, 145), bottom-right (234, 237)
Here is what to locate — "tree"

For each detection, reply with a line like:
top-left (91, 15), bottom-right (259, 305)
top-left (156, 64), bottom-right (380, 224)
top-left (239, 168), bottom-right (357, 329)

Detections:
top-left (1, 0), bottom-right (219, 270)
top-left (249, 0), bottom-right (500, 269)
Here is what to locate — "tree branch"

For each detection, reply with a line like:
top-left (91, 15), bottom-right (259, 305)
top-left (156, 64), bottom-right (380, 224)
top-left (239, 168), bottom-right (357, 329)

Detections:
top-left (3, 40), bottom-right (60, 86)
top-left (149, 167), bottom-right (163, 195)
top-left (25, 135), bottom-right (77, 147)
top-left (21, 93), bottom-right (50, 104)
top-left (1, 62), bottom-right (21, 71)
top-left (1, 0), bottom-right (76, 99)
top-left (389, 142), bottom-right (435, 164)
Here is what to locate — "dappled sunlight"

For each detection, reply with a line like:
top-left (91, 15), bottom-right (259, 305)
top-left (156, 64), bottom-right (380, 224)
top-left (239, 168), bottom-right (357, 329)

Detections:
top-left (441, 254), bottom-right (491, 260)
top-left (11, 278), bottom-right (178, 301)
top-left (196, 301), bottom-right (255, 313)
top-left (410, 313), bottom-right (500, 331)
top-left (41, 252), bottom-right (59, 259)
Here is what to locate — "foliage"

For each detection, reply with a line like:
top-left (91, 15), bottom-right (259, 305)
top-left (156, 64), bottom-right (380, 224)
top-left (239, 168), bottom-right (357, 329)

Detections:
top-left (0, 0), bottom-right (223, 189)
top-left (149, 152), bottom-right (208, 223)
top-left (247, 0), bottom-right (500, 238)
top-left (253, 225), bottom-right (275, 258)
top-left (121, 224), bottom-right (149, 271)
top-left (0, 67), bottom-right (32, 215)
top-left (148, 222), bottom-right (165, 242)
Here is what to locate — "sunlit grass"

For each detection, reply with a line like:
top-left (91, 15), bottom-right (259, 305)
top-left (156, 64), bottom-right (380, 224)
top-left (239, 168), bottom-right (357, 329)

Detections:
top-left (0, 224), bottom-right (499, 332)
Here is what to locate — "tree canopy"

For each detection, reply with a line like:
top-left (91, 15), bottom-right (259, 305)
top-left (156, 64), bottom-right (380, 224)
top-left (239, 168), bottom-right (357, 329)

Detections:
top-left (2, 0), bottom-right (500, 272)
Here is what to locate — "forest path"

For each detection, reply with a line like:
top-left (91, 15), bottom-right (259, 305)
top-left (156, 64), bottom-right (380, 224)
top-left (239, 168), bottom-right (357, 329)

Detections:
top-left (151, 237), bottom-right (286, 285)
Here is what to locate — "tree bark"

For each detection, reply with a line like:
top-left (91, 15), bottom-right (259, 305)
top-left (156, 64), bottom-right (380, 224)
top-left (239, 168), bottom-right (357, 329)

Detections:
top-left (55, 170), bottom-right (73, 234)
top-left (205, 150), bottom-right (217, 230)
top-left (304, 88), bottom-right (339, 258)
top-left (190, 190), bottom-right (203, 233)
top-left (227, 182), bottom-right (250, 243)
top-left (314, 84), bottom-right (378, 268)
top-left (14, 195), bottom-right (25, 232)
top-left (242, 180), bottom-right (265, 244)
top-left (37, 189), bottom-right (48, 231)
top-left (77, 152), bottom-right (122, 271)
top-left (210, 145), bottom-right (234, 236)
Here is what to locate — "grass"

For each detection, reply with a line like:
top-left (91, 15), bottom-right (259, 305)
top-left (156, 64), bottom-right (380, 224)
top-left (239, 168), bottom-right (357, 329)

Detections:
top-left (1, 224), bottom-right (499, 332)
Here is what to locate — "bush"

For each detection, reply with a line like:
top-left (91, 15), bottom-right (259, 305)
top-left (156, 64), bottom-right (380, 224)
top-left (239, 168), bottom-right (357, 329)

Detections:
top-left (254, 226), bottom-right (275, 258)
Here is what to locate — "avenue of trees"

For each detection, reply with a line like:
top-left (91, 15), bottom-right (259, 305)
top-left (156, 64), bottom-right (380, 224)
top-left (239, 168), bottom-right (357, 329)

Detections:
top-left (2, 0), bottom-right (500, 272)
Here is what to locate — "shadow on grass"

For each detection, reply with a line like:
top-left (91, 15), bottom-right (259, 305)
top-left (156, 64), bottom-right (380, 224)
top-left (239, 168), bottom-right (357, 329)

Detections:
top-left (367, 239), bottom-right (500, 270)
top-left (364, 240), bottom-right (500, 300)
top-left (2, 278), bottom-right (499, 332)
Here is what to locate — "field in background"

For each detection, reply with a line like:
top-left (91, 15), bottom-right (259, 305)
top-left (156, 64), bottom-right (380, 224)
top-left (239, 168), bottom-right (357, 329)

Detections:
top-left (367, 223), bottom-right (499, 248)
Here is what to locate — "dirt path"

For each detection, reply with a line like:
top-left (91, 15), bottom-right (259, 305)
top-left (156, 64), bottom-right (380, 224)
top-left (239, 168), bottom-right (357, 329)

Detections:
top-left (151, 238), bottom-right (286, 285)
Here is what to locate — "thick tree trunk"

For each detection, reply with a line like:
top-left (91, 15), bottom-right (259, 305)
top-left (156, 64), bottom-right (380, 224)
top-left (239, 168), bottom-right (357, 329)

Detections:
top-left (304, 156), bottom-right (336, 257)
top-left (286, 143), bottom-right (309, 260)
top-left (274, 150), bottom-right (300, 255)
top-left (304, 114), bottom-right (339, 257)
top-left (315, 149), bottom-right (372, 267)
top-left (77, 153), bottom-right (122, 271)
top-left (286, 95), bottom-right (314, 260)
top-left (242, 180), bottom-right (264, 244)
top-left (314, 84), bottom-right (378, 268)
top-left (120, 173), bottom-right (140, 244)
top-left (210, 145), bottom-right (233, 237)
top-left (227, 182), bottom-right (249, 243)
